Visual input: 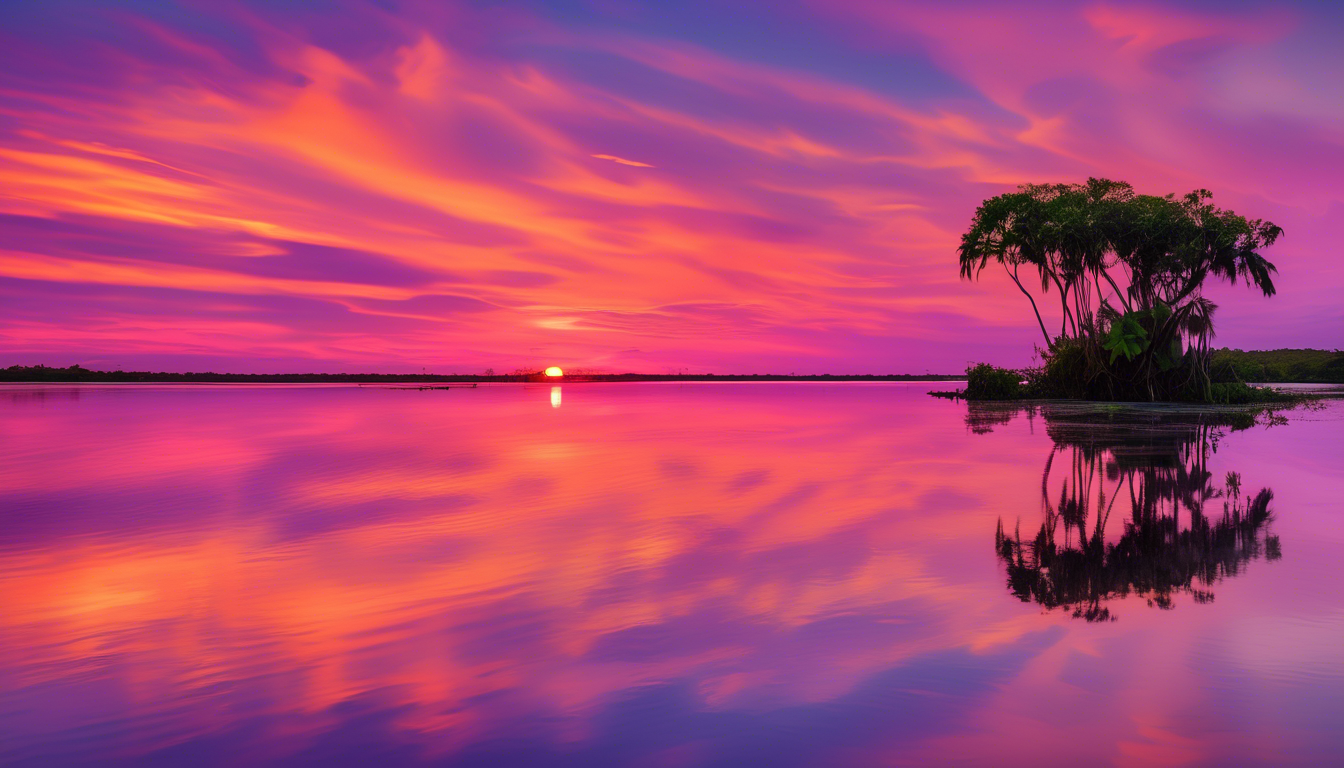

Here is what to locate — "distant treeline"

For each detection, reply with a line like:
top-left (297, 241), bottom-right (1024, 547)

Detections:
top-left (0, 364), bottom-right (965, 384)
top-left (1210, 348), bottom-right (1344, 383)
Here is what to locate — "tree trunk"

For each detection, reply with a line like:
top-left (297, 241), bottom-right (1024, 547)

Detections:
top-left (1101, 270), bottom-right (1133, 313)
top-left (1006, 262), bottom-right (1052, 347)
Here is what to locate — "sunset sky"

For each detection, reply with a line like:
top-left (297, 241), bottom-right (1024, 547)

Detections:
top-left (2, 0), bottom-right (1340, 374)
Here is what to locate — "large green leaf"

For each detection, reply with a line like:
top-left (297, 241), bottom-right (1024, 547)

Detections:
top-left (1103, 314), bottom-right (1148, 364)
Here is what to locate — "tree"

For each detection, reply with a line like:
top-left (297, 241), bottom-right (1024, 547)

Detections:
top-left (958, 179), bottom-right (1282, 401)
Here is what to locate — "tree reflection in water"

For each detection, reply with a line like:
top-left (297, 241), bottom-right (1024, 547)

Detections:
top-left (973, 402), bottom-right (1283, 622)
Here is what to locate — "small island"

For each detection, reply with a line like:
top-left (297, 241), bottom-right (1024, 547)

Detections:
top-left (946, 179), bottom-right (1317, 404)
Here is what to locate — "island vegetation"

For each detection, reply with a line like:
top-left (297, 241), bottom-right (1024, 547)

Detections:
top-left (954, 178), bottom-right (1298, 403)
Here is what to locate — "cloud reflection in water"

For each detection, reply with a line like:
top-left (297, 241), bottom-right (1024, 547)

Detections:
top-left (1, 384), bottom-right (1342, 766)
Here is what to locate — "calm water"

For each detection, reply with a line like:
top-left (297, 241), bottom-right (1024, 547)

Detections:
top-left (2, 383), bottom-right (1343, 767)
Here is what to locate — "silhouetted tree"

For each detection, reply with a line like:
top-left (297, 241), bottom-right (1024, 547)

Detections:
top-left (979, 403), bottom-right (1282, 621)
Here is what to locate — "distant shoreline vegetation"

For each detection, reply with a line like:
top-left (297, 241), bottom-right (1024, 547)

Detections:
top-left (0, 365), bottom-right (966, 384)
top-left (1210, 348), bottom-right (1344, 384)
top-left (932, 347), bottom-right (1344, 403)
top-left (956, 179), bottom-right (1295, 404)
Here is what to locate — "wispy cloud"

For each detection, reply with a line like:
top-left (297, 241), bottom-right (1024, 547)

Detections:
top-left (591, 154), bottom-right (655, 167)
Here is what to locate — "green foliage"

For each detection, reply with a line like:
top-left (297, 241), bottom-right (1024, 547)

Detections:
top-left (957, 178), bottom-right (1284, 402)
top-left (1154, 336), bottom-right (1184, 373)
top-left (964, 363), bottom-right (1024, 400)
top-left (966, 336), bottom-right (1307, 404)
top-left (1026, 338), bottom-right (1089, 399)
top-left (965, 360), bottom-right (1300, 405)
top-left (1204, 382), bottom-right (1292, 405)
top-left (1102, 313), bottom-right (1148, 363)
top-left (1210, 348), bottom-right (1344, 383)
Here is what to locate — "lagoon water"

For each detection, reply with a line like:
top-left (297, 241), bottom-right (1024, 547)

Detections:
top-left (2, 382), bottom-right (1343, 766)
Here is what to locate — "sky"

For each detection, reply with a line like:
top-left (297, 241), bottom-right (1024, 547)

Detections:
top-left (1, 0), bottom-right (1341, 374)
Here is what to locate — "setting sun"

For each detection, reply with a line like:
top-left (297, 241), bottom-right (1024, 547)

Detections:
top-left (544, 366), bottom-right (563, 377)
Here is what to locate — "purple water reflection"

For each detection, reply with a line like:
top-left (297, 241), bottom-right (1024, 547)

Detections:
top-left (1, 383), bottom-right (1342, 766)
